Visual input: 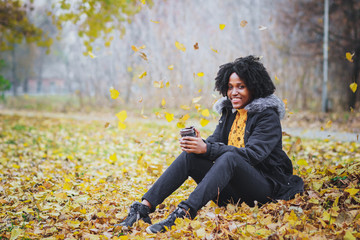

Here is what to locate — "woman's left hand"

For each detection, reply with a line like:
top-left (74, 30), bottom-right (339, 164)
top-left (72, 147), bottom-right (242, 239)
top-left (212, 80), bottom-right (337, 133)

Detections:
top-left (179, 128), bottom-right (207, 154)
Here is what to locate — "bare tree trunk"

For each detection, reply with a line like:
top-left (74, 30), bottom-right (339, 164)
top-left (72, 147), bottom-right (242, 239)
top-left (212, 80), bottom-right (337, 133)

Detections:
top-left (11, 47), bottom-right (19, 96)
top-left (37, 58), bottom-right (43, 93)
top-left (23, 77), bottom-right (29, 93)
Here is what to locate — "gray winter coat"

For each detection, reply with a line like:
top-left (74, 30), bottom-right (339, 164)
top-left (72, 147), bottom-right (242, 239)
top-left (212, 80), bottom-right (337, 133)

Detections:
top-left (202, 95), bottom-right (304, 200)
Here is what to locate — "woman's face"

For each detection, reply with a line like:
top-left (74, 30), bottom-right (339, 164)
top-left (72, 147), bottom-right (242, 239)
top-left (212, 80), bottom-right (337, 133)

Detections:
top-left (227, 72), bottom-right (252, 109)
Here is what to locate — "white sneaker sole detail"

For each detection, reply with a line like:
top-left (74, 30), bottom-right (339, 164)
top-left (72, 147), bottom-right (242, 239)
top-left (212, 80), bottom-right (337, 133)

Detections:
top-left (146, 226), bottom-right (156, 234)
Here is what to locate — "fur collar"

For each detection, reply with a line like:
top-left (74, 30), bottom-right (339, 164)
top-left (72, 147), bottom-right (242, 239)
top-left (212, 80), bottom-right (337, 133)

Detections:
top-left (213, 94), bottom-right (286, 119)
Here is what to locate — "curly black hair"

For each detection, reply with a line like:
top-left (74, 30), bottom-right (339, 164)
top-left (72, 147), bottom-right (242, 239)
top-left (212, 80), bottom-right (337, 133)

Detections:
top-left (214, 55), bottom-right (275, 99)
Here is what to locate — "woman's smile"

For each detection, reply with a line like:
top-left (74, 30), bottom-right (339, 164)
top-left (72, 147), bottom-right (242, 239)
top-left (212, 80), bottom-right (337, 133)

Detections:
top-left (227, 72), bottom-right (252, 109)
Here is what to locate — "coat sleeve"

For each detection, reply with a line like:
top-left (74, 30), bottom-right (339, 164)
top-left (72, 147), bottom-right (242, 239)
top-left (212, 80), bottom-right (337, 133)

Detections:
top-left (203, 109), bottom-right (282, 166)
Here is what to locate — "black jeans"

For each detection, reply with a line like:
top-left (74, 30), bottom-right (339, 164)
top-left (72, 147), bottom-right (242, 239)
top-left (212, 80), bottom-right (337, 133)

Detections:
top-left (142, 151), bottom-right (273, 218)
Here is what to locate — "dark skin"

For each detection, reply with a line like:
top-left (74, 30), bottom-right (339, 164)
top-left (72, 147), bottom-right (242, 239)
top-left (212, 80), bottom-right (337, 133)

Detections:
top-left (180, 72), bottom-right (252, 155)
top-left (143, 72), bottom-right (252, 209)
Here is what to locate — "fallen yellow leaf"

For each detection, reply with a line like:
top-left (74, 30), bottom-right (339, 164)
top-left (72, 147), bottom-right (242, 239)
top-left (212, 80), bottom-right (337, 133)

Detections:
top-left (219, 24), bottom-right (225, 30)
top-left (345, 188), bottom-right (359, 196)
top-left (109, 153), bottom-right (117, 162)
top-left (168, 65), bottom-right (174, 70)
top-left (161, 98), bottom-right (166, 106)
top-left (63, 182), bottom-right (73, 190)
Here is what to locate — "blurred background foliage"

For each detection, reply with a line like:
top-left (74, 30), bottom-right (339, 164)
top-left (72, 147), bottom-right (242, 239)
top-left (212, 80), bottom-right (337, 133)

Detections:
top-left (0, 0), bottom-right (359, 114)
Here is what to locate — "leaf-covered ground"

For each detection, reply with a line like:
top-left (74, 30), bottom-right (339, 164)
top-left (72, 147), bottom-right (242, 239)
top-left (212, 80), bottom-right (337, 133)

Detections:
top-left (0, 114), bottom-right (360, 239)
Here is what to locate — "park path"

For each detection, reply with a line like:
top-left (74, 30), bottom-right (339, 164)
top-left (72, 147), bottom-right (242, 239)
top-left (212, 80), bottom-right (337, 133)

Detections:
top-left (0, 109), bottom-right (359, 143)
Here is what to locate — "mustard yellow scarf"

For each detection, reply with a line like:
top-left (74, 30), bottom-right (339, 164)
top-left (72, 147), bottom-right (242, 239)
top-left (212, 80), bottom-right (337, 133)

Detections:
top-left (228, 109), bottom-right (247, 148)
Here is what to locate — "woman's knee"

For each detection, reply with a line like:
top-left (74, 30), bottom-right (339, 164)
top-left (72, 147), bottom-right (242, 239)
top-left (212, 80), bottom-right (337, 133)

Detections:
top-left (215, 152), bottom-right (241, 167)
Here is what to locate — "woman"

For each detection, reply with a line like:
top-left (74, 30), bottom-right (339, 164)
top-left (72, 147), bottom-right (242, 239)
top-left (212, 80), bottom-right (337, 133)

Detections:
top-left (116, 55), bottom-right (304, 234)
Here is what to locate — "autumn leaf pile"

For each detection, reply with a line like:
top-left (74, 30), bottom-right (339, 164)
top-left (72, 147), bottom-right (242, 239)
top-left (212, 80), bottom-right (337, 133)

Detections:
top-left (1, 114), bottom-right (360, 239)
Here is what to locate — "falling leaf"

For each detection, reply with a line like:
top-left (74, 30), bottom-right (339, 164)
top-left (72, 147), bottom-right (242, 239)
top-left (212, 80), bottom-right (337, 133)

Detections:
top-left (197, 72), bottom-right (204, 77)
top-left (180, 105), bottom-right (190, 110)
top-left (104, 122), bottom-right (110, 128)
top-left (283, 99), bottom-right (288, 105)
top-left (350, 82), bottom-right (357, 93)
top-left (139, 71), bottom-right (147, 79)
top-left (140, 0), bottom-right (146, 4)
top-left (198, 89), bottom-right (202, 93)
top-left (138, 96), bottom-right (143, 103)
top-left (175, 41), bottom-right (186, 52)
top-left (177, 121), bottom-right (185, 129)
top-left (161, 98), bottom-right (166, 106)
top-left (109, 87), bottom-right (119, 99)
top-left (118, 121), bottom-right (126, 130)
top-left (165, 112), bottom-right (174, 122)
top-left (168, 65), bottom-right (174, 70)
top-left (150, 20), bottom-right (159, 23)
top-left (166, 82), bottom-right (170, 88)
top-left (154, 80), bottom-right (164, 88)
top-left (195, 104), bottom-right (201, 111)
top-left (200, 118), bottom-right (209, 127)
top-left (88, 51), bottom-right (96, 58)
top-left (194, 42), bottom-right (199, 50)
top-left (201, 109), bottom-right (210, 117)
top-left (139, 52), bottom-right (148, 61)
top-left (192, 96), bottom-right (202, 103)
top-left (325, 120), bottom-right (332, 128)
top-left (346, 52), bottom-right (354, 62)
top-left (177, 84), bottom-right (183, 89)
top-left (274, 75), bottom-right (280, 84)
top-left (180, 114), bottom-right (190, 121)
top-left (219, 24), bottom-right (225, 30)
top-left (131, 45), bottom-right (146, 52)
top-left (258, 25), bottom-right (267, 31)
top-left (116, 110), bottom-right (127, 122)
top-left (210, 46), bottom-right (218, 53)
top-left (240, 20), bottom-right (248, 27)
